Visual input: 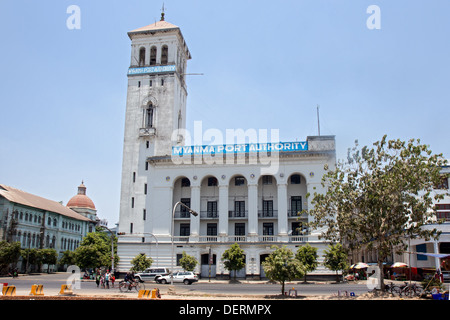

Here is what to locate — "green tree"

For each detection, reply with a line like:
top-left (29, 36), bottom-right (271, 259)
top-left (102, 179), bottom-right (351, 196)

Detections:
top-left (21, 248), bottom-right (43, 273)
top-left (323, 243), bottom-right (349, 283)
top-left (222, 243), bottom-right (246, 281)
top-left (130, 253), bottom-right (153, 272)
top-left (0, 241), bottom-right (21, 274)
top-left (308, 136), bottom-right (448, 290)
top-left (295, 243), bottom-right (318, 283)
top-left (74, 231), bottom-right (118, 269)
top-left (41, 248), bottom-right (58, 273)
top-left (179, 251), bottom-right (198, 271)
top-left (59, 250), bottom-right (76, 267)
top-left (262, 245), bottom-right (304, 295)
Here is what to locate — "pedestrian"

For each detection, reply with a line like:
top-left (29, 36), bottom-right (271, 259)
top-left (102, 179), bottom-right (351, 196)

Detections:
top-left (105, 270), bottom-right (110, 289)
top-left (96, 273), bottom-right (101, 287)
top-left (111, 273), bottom-right (115, 288)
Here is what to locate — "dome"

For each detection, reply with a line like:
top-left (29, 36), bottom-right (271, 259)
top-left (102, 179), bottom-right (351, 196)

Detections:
top-left (67, 181), bottom-right (96, 210)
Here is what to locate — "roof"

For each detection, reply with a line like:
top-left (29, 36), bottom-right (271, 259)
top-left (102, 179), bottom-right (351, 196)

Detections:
top-left (67, 194), bottom-right (96, 210)
top-left (66, 182), bottom-right (96, 210)
top-left (0, 184), bottom-right (91, 222)
top-left (128, 20), bottom-right (179, 36)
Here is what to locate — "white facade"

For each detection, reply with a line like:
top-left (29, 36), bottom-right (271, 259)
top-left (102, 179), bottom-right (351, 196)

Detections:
top-left (117, 16), bottom-right (337, 278)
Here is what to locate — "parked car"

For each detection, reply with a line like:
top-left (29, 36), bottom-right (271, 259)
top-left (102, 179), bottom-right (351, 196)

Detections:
top-left (156, 271), bottom-right (198, 285)
top-left (134, 267), bottom-right (170, 282)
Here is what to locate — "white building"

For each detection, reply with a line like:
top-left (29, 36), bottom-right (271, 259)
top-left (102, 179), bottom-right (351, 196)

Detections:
top-left (117, 14), bottom-right (336, 278)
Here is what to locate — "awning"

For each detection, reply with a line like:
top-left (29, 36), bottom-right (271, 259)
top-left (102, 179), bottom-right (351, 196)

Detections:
top-left (413, 253), bottom-right (450, 259)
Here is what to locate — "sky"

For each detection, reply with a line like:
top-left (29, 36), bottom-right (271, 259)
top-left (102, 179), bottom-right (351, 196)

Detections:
top-left (0, 0), bottom-right (449, 227)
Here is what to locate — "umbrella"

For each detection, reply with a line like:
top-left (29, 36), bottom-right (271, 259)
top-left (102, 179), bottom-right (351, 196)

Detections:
top-left (391, 262), bottom-right (408, 268)
top-left (352, 262), bottom-right (369, 269)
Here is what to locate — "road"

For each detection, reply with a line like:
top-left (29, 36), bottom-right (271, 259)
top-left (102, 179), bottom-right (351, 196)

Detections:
top-left (0, 272), bottom-right (371, 298)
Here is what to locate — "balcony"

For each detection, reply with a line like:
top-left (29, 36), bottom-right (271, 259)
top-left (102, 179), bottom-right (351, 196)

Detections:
top-left (228, 211), bottom-right (248, 219)
top-left (172, 235), bottom-right (312, 244)
top-left (200, 211), bottom-right (219, 219)
top-left (139, 127), bottom-right (156, 137)
top-left (258, 210), bottom-right (278, 218)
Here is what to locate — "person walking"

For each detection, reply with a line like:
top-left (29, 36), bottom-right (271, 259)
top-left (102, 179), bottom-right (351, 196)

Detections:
top-left (105, 270), bottom-right (110, 289)
top-left (96, 272), bottom-right (101, 287)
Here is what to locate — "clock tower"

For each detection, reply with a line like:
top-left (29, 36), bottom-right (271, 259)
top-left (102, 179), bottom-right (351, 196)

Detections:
top-left (118, 13), bottom-right (191, 236)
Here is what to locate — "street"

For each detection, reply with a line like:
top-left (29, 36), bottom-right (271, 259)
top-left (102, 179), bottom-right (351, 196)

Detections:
top-left (0, 272), bottom-right (372, 298)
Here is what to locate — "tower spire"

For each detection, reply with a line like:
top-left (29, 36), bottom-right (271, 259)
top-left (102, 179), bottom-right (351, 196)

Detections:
top-left (160, 3), bottom-right (165, 21)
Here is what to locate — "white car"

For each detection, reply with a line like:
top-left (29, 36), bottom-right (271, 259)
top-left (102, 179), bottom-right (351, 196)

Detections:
top-left (157, 271), bottom-right (198, 285)
top-left (134, 267), bottom-right (170, 282)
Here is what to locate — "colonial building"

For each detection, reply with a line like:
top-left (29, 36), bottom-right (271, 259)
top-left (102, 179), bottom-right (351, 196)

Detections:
top-left (0, 183), bottom-right (98, 270)
top-left (117, 13), bottom-right (337, 278)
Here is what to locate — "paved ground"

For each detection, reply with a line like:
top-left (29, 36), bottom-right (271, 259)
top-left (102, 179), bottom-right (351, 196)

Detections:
top-left (0, 272), bottom-right (448, 300)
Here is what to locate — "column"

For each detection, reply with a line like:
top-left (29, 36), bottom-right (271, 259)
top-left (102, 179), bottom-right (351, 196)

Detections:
top-left (433, 241), bottom-right (440, 271)
top-left (218, 185), bottom-right (228, 239)
top-left (277, 183), bottom-right (288, 240)
top-left (190, 185), bottom-right (200, 238)
top-left (248, 184), bottom-right (258, 239)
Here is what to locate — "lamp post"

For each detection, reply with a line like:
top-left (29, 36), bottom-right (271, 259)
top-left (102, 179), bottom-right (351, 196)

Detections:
top-left (98, 226), bottom-right (115, 274)
top-left (171, 201), bottom-right (198, 285)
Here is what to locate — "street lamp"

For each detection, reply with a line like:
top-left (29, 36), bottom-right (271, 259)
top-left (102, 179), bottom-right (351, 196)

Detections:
top-left (171, 201), bottom-right (198, 285)
top-left (98, 226), bottom-right (115, 274)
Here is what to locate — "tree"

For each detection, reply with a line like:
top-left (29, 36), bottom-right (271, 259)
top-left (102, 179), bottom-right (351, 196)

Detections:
top-left (74, 231), bottom-right (118, 270)
top-left (59, 250), bottom-right (76, 267)
top-left (179, 251), bottom-right (198, 271)
top-left (308, 136), bottom-right (448, 290)
top-left (21, 248), bottom-right (43, 273)
top-left (41, 248), bottom-right (58, 273)
top-left (221, 243), bottom-right (246, 281)
top-left (130, 253), bottom-right (153, 272)
top-left (323, 243), bottom-right (349, 283)
top-left (295, 243), bottom-right (318, 283)
top-left (0, 241), bottom-right (21, 274)
top-left (262, 245), bottom-right (304, 295)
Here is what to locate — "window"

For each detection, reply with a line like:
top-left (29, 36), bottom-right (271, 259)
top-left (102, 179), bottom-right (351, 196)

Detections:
top-left (207, 201), bottom-right (218, 218)
top-left (263, 223), bottom-right (274, 236)
top-left (180, 198), bottom-right (191, 217)
top-left (234, 201), bottom-right (245, 217)
top-left (143, 209), bottom-right (146, 221)
top-left (262, 200), bottom-right (273, 217)
top-left (161, 45), bottom-right (168, 65)
top-left (133, 172), bottom-right (136, 182)
top-left (291, 222), bottom-right (302, 235)
top-left (235, 223), bottom-right (245, 236)
top-left (290, 174), bottom-right (301, 184)
top-left (290, 196), bottom-right (302, 215)
top-left (180, 223), bottom-right (190, 236)
top-left (130, 223), bottom-right (134, 234)
top-left (150, 46), bottom-right (157, 65)
top-left (139, 47), bottom-right (145, 66)
top-left (131, 197), bottom-right (134, 208)
top-left (144, 183), bottom-right (147, 194)
top-left (207, 223), bottom-right (217, 236)
top-left (207, 177), bottom-right (218, 186)
top-left (161, 78), bottom-right (164, 86)
top-left (145, 103), bottom-right (154, 128)
top-left (416, 244), bottom-right (428, 261)
top-left (262, 175), bottom-right (272, 185)
top-left (235, 176), bottom-right (245, 186)
top-left (181, 178), bottom-right (190, 187)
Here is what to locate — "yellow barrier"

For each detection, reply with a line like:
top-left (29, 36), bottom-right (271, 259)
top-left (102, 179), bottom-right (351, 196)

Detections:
top-left (59, 284), bottom-right (73, 295)
top-left (30, 284), bottom-right (44, 296)
top-left (3, 285), bottom-right (16, 296)
top-left (150, 288), bottom-right (161, 299)
top-left (138, 288), bottom-right (161, 299)
top-left (138, 289), bottom-right (151, 298)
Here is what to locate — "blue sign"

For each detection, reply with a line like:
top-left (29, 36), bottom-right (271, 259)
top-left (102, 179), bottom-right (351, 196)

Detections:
top-left (172, 141), bottom-right (308, 156)
top-left (128, 65), bottom-right (176, 75)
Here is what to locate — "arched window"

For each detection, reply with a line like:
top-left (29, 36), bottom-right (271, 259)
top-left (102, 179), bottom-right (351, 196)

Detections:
top-left (139, 47), bottom-right (146, 66)
top-left (145, 103), bottom-right (154, 128)
top-left (161, 45), bottom-right (168, 65)
top-left (150, 46), bottom-right (157, 65)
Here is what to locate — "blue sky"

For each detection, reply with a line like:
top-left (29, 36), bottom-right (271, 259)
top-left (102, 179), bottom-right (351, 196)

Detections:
top-left (1, 0), bottom-right (449, 226)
